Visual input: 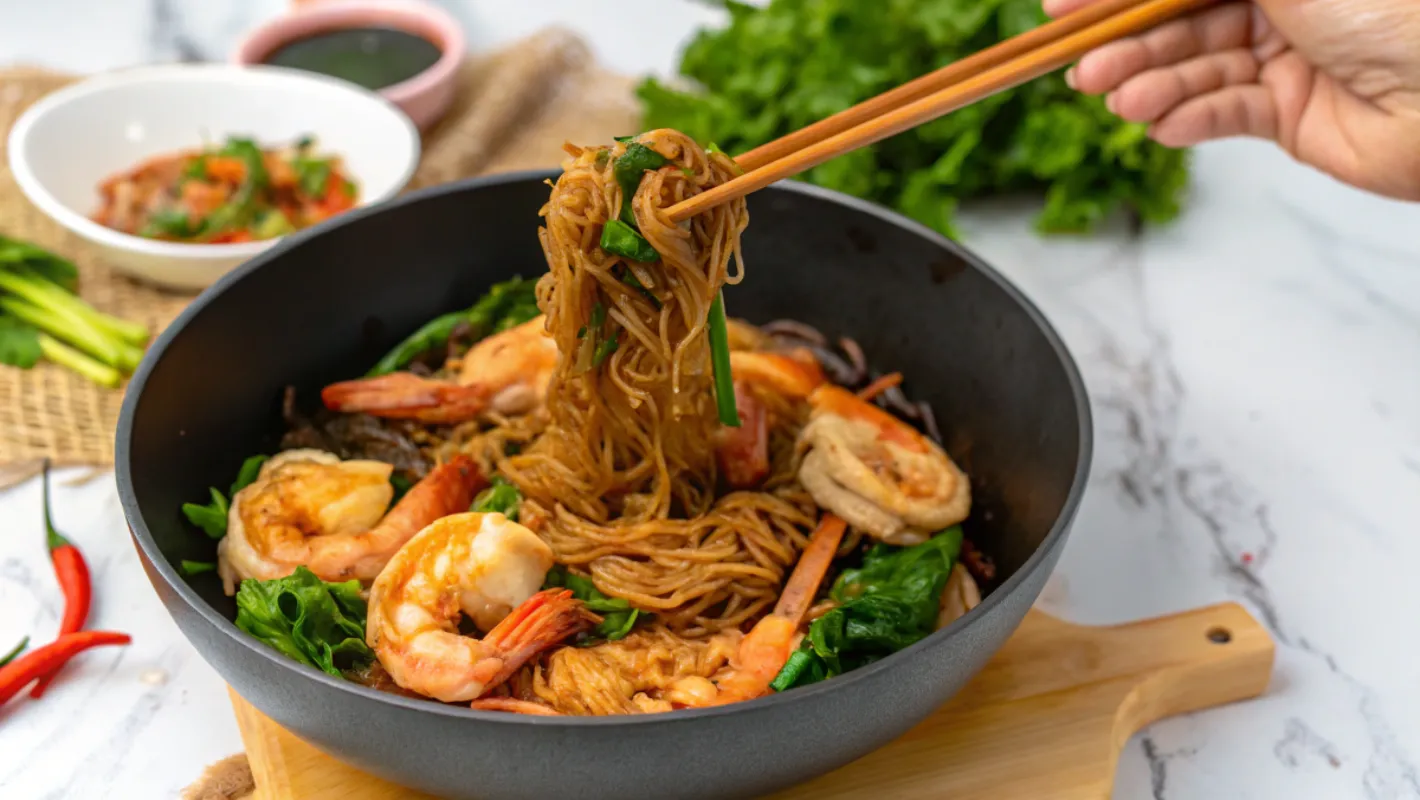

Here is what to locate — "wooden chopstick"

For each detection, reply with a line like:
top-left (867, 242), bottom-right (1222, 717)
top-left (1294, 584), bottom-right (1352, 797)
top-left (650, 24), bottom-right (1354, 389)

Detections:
top-left (733, 0), bottom-right (1149, 173)
top-left (666, 0), bottom-right (1213, 223)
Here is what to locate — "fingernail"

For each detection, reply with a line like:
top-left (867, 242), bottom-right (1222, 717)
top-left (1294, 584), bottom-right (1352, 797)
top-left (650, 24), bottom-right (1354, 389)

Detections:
top-left (1064, 67), bottom-right (1078, 90)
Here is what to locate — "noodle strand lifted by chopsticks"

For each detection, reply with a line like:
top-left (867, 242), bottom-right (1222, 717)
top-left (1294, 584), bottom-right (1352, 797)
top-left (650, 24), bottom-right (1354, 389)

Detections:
top-left (487, 130), bottom-right (812, 636)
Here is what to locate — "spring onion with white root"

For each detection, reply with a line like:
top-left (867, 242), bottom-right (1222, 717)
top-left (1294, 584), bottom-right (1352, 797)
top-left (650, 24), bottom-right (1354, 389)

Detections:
top-left (0, 235), bottom-right (150, 387)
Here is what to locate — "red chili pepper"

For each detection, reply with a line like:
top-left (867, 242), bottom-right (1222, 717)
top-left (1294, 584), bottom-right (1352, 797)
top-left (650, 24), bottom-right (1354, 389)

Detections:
top-left (30, 460), bottom-right (93, 699)
top-left (0, 630), bottom-right (131, 707)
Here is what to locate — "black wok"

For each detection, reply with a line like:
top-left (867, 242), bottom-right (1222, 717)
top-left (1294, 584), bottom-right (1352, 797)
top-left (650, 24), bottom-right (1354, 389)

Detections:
top-left (117, 171), bottom-right (1092, 800)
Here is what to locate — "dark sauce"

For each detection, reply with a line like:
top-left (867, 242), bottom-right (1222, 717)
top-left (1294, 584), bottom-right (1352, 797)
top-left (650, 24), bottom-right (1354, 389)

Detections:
top-left (262, 26), bottom-right (442, 91)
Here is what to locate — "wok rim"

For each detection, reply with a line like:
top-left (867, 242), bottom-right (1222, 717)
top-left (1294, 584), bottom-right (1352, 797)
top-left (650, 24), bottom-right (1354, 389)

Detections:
top-left (116, 168), bottom-right (1094, 728)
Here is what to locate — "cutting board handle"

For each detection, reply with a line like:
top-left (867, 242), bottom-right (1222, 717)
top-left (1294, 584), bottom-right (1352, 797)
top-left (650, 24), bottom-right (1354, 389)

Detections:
top-left (768, 602), bottom-right (1276, 799)
top-left (1097, 601), bottom-right (1275, 735)
top-left (975, 601), bottom-right (1274, 735)
top-left (231, 602), bottom-right (1277, 800)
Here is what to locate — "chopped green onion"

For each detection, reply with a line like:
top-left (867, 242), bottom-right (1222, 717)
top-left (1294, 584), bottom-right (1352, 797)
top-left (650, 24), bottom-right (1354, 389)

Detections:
top-left (770, 648), bottom-right (815, 692)
top-left (593, 333), bottom-right (619, 367)
top-left (180, 560), bottom-right (217, 576)
top-left (708, 291), bottom-right (739, 427)
top-left (37, 334), bottom-right (120, 387)
top-left (0, 636), bottom-right (28, 668)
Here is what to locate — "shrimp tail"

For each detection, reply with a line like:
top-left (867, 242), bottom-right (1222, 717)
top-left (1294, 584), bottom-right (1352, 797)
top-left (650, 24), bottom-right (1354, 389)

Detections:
top-left (729, 350), bottom-right (826, 400)
top-left (320, 372), bottom-right (490, 424)
top-left (377, 455), bottom-right (486, 536)
top-left (476, 589), bottom-right (600, 694)
top-left (696, 514), bottom-right (849, 707)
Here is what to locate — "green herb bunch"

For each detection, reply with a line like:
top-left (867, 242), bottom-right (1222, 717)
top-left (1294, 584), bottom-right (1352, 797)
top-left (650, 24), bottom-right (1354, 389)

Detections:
top-left (0, 235), bottom-right (149, 387)
top-left (637, 0), bottom-right (1190, 237)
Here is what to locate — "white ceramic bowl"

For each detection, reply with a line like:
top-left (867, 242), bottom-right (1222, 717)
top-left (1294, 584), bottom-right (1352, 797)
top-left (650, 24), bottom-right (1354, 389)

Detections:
top-left (8, 63), bottom-right (420, 291)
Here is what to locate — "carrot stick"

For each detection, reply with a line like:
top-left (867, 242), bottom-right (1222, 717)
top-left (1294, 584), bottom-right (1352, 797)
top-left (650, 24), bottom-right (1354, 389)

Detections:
top-left (774, 514), bottom-right (848, 624)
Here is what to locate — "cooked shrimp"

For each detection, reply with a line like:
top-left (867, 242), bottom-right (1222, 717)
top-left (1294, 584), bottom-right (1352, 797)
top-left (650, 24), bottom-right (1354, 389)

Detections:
top-left (366, 512), bottom-right (599, 702)
top-left (321, 315), bottom-right (558, 424)
top-left (216, 449), bottom-right (483, 593)
top-left (798, 384), bottom-right (970, 545)
top-left (676, 514), bottom-right (846, 707)
top-left (729, 351), bottom-right (971, 545)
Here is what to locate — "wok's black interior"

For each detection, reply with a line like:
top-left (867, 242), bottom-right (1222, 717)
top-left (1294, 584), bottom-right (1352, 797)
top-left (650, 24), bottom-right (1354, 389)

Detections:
top-left (124, 173), bottom-right (1085, 620)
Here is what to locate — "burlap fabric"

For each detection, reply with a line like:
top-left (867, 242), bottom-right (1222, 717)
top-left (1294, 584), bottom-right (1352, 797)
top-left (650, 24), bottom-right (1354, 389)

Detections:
top-left (0, 26), bottom-right (640, 488)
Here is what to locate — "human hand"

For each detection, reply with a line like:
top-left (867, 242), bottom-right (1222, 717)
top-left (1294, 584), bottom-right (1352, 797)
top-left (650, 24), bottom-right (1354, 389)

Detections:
top-left (1046, 0), bottom-right (1420, 200)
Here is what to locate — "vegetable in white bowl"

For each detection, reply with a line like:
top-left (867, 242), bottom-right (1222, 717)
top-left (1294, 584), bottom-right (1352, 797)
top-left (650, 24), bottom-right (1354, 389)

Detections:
top-left (8, 63), bottom-right (420, 291)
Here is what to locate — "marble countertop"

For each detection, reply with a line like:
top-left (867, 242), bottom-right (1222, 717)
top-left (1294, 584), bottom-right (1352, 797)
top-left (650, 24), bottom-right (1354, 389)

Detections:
top-left (2, 2), bottom-right (1418, 798)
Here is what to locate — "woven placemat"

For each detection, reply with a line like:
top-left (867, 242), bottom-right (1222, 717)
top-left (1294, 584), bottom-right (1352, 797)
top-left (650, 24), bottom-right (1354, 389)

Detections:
top-left (0, 26), bottom-right (640, 484)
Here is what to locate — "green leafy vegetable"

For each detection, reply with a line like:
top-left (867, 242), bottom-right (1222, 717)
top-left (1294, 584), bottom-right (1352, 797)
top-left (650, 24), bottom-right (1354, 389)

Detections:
top-left (0, 316), bottom-right (42, 369)
top-left (180, 560), bottom-right (217, 576)
top-left (599, 141), bottom-right (670, 262)
top-left (613, 142), bottom-right (670, 226)
top-left (366, 276), bottom-right (540, 377)
top-left (180, 455), bottom-right (268, 540)
top-left (637, 0), bottom-right (1189, 237)
top-left (599, 220), bottom-right (660, 263)
top-left (389, 473), bottom-right (414, 504)
top-left (832, 526), bottom-right (963, 624)
top-left (251, 209), bottom-right (296, 239)
top-left (234, 566), bottom-right (375, 677)
top-left (181, 488), bottom-right (230, 539)
top-left (293, 157), bottom-right (333, 198)
top-left (182, 155), bottom-right (209, 181)
top-left (707, 292), bottom-right (739, 426)
top-left (199, 136), bottom-right (271, 240)
top-left (471, 475), bottom-right (521, 520)
top-left (543, 565), bottom-right (643, 642)
top-left (0, 234), bottom-right (77, 290)
top-left (141, 208), bottom-right (202, 239)
top-left (771, 527), bottom-right (963, 691)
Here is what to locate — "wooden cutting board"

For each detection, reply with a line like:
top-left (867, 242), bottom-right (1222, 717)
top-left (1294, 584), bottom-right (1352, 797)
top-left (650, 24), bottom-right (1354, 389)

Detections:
top-left (230, 601), bottom-right (1274, 799)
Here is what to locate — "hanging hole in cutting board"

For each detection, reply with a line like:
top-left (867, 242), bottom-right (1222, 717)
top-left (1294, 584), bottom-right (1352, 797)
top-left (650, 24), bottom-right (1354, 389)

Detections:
top-left (1207, 626), bottom-right (1232, 644)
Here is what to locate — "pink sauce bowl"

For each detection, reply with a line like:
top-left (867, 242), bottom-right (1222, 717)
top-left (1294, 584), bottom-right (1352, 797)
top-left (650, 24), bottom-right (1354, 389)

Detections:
top-left (232, 0), bottom-right (465, 131)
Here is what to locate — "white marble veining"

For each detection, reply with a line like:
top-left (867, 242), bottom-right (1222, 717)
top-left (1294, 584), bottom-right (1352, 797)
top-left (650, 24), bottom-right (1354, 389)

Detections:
top-left (1, 2), bottom-right (1418, 798)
